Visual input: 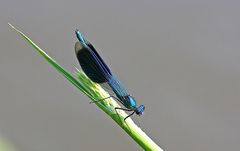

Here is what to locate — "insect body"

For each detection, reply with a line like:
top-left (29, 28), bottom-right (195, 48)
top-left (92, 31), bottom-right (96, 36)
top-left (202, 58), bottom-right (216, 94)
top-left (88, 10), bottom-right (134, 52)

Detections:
top-left (75, 30), bottom-right (145, 120)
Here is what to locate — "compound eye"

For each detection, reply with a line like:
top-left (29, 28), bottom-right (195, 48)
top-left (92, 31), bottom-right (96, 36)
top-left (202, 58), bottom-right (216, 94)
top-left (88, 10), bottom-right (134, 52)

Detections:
top-left (136, 105), bottom-right (145, 115)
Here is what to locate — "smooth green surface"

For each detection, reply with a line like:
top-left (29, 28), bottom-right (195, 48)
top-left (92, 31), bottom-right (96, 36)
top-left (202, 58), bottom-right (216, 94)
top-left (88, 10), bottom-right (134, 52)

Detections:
top-left (9, 24), bottom-right (162, 151)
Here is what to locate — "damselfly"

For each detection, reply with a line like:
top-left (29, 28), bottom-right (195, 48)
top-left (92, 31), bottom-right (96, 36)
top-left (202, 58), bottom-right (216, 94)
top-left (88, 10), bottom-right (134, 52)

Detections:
top-left (75, 30), bottom-right (145, 120)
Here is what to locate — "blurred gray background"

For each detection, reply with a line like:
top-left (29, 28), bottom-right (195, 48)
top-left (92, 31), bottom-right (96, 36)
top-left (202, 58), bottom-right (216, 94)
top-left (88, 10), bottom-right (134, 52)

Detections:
top-left (0, 0), bottom-right (240, 150)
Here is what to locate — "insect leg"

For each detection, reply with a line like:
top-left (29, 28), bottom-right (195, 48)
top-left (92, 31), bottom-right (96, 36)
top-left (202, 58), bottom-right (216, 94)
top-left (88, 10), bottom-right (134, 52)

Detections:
top-left (124, 111), bottom-right (135, 121)
top-left (89, 95), bottom-right (120, 104)
top-left (89, 96), bottom-right (112, 104)
top-left (115, 107), bottom-right (135, 121)
top-left (115, 107), bottom-right (133, 112)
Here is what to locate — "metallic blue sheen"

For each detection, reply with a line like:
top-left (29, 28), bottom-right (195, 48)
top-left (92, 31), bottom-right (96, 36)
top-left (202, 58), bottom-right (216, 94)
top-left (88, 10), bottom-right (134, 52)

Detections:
top-left (75, 30), bottom-right (87, 47)
top-left (135, 105), bottom-right (145, 115)
top-left (75, 31), bottom-right (145, 119)
top-left (128, 96), bottom-right (137, 108)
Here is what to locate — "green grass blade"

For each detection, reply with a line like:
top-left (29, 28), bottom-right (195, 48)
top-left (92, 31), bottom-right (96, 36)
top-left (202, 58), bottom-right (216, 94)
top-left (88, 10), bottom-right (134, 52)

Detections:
top-left (8, 23), bottom-right (92, 99)
top-left (9, 23), bottom-right (163, 151)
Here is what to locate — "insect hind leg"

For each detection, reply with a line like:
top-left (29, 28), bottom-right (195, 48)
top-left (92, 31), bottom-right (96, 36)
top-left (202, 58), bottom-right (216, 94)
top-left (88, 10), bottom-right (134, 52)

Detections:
top-left (89, 95), bottom-right (119, 104)
top-left (115, 107), bottom-right (135, 121)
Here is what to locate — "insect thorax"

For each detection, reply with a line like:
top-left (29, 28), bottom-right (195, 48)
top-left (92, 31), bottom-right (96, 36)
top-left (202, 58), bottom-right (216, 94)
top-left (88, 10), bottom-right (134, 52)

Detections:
top-left (120, 95), bottom-right (137, 109)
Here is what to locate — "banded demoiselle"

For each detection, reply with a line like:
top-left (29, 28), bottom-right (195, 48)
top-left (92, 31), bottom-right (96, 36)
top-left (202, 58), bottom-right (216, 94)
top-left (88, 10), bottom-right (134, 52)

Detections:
top-left (74, 30), bottom-right (145, 120)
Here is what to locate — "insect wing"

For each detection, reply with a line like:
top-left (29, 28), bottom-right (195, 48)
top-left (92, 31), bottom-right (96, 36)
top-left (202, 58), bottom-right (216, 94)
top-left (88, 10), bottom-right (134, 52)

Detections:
top-left (86, 41), bottom-right (112, 75)
top-left (75, 41), bottom-right (112, 83)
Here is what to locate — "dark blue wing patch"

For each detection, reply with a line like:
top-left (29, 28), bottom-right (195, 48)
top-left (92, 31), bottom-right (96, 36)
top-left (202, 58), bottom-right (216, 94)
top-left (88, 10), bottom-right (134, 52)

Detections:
top-left (75, 41), bottom-right (112, 83)
top-left (86, 42), bottom-right (112, 75)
